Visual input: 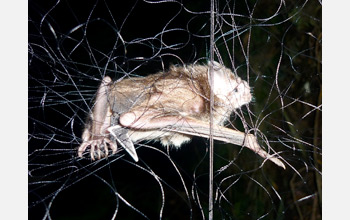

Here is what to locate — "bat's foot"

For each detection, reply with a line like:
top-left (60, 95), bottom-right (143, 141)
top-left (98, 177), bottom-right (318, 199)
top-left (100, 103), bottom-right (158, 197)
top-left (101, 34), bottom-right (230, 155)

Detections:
top-left (78, 138), bottom-right (117, 160)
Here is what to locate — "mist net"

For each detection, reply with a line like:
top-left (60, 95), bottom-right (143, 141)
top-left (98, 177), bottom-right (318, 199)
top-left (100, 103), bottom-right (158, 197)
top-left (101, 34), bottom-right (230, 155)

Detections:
top-left (29, 0), bottom-right (321, 219)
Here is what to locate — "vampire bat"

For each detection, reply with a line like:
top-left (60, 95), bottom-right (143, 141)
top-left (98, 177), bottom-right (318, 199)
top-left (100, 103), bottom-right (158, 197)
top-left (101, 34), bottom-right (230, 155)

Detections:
top-left (78, 61), bottom-right (285, 169)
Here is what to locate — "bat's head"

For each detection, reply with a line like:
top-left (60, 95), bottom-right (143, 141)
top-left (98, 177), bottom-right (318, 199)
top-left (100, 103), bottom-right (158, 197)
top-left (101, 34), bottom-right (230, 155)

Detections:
top-left (209, 61), bottom-right (252, 109)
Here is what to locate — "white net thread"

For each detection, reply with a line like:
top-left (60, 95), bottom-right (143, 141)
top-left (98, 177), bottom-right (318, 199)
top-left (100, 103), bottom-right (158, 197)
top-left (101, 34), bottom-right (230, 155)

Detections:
top-left (29, 0), bottom-right (322, 219)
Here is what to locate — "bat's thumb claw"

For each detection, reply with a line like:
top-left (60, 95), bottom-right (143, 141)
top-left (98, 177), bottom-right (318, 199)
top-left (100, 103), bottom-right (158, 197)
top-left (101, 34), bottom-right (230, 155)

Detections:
top-left (267, 157), bottom-right (286, 169)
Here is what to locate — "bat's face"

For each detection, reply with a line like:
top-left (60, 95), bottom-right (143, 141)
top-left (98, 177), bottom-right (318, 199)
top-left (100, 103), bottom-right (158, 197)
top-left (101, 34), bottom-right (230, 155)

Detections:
top-left (226, 76), bottom-right (252, 109)
top-left (211, 62), bottom-right (252, 109)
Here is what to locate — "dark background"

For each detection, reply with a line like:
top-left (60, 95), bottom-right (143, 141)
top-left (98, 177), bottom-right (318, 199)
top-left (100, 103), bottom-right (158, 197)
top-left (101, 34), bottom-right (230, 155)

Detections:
top-left (29, 0), bottom-right (321, 219)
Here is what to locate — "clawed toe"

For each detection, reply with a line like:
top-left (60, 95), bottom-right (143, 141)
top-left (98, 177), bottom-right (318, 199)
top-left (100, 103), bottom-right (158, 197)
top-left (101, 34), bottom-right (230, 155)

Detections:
top-left (78, 138), bottom-right (117, 160)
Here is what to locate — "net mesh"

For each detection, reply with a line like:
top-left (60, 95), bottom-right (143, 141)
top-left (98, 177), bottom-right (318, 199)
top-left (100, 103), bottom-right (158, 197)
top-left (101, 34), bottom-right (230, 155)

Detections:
top-left (28, 0), bottom-right (322, 219)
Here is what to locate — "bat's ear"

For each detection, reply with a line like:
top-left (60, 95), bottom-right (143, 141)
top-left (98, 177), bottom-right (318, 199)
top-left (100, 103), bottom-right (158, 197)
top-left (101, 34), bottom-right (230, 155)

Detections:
top-left (207, 61), bottom-right (231, 93)
top-left (207, 60), bottom-right (223, 72)
top-left (208, 60), bottom-right (230, 77)
top-left (207, 61), bottom-right (240, 104)
top-left (207, 61), bottom-right (225, 82)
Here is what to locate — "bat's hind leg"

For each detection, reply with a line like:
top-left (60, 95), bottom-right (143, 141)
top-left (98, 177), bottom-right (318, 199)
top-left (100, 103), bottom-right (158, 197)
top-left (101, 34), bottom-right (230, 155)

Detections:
top-left (78, 76), bottom-right (118, 160)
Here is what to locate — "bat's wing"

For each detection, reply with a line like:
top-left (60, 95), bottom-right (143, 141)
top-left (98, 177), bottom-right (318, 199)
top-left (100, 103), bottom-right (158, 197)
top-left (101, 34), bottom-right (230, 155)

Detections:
top-left (163, 124), bottom-right (286, 169)
top-left (120, 111), bottom-right (285, 169)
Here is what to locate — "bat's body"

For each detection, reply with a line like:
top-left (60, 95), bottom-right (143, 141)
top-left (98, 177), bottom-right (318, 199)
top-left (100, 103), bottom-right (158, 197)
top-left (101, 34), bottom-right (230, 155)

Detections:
top-left (78, 62), bottom-right (285, 168)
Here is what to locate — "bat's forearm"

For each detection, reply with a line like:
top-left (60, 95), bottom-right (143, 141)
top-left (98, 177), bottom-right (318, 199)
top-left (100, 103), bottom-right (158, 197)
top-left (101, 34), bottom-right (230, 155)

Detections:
top-left (165, 124), bottom-right (285, 169)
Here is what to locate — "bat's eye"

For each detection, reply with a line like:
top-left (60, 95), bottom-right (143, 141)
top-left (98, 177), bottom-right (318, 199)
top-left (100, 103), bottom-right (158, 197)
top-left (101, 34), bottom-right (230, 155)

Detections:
top-left (233, 88), bottom-right (239, 93)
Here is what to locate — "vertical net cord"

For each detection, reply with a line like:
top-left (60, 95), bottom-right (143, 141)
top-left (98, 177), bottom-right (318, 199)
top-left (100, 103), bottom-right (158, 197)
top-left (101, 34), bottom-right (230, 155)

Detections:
top-left (208, 0), bottom-right (215, 219)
